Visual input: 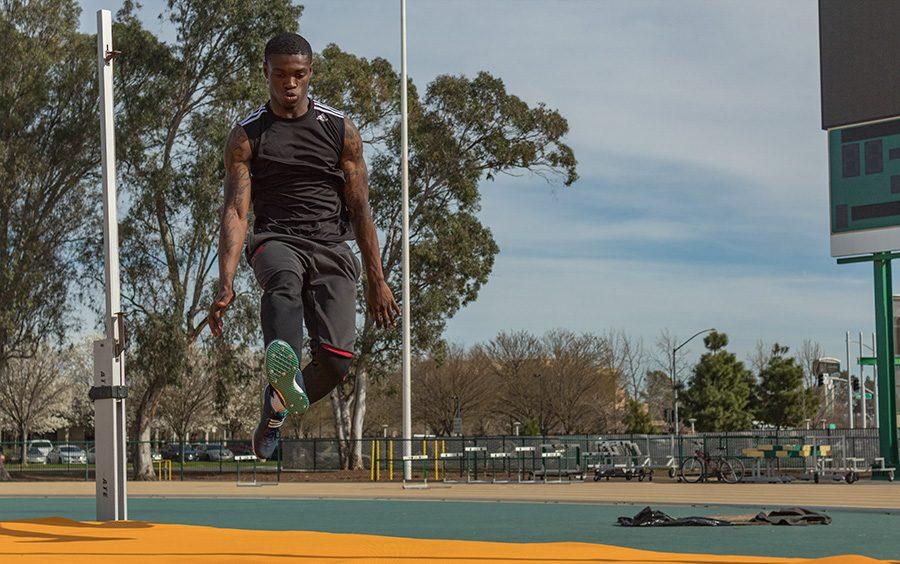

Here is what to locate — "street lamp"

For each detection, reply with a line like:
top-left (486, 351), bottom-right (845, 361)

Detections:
top-left (451, 395), bottom-right (461, 436)
top-left (672, 328), bottom-right (715, 435)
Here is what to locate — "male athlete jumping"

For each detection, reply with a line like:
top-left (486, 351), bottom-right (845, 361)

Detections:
top-left (209, 33), bottom-right (399, 459)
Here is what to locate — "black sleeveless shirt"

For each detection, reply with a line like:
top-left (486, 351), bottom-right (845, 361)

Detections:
top-left (239, 98), bottom-right (353, 242)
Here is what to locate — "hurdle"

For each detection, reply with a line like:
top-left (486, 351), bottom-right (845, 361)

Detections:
top-left (439, 450), bottom-right (465, 483)
top-left (412, 434), bottom-right (441, 481)
top-left (538, 445), bottom-right (568, 484)
top-left (489, 451), bottom-right (512, 483)
top-left (872, 457), bottom-right (896, 481)
top-left (235, 455), bottom-right (278, 487)
top-left (514, 446), bottom-right (537, 483)
top-left (464, 446), bottom-right (488, 483)
top-left (402, 454), bottom-right (429, 489)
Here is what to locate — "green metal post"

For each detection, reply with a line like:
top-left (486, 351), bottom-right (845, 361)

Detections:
top-left (277, 438), bottom-right (282, 481)
top-left (873, 253), bottom-right (899, 476)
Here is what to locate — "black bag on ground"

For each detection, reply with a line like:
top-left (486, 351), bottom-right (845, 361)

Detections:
top-left (617, 506), bottom-right (732, 527)
top-left (617, 506), bottom-right (831, 527)
top-left (750, 507), bottom-right (831, 526)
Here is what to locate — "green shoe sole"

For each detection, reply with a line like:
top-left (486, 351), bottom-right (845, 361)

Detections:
top-left (265, 340), bottom-right (309, 414)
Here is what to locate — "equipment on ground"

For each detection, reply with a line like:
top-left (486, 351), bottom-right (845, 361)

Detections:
top-left (588, 440), bottom-right (653, 482)
top-left (618, 506), bottom-right (831, 527)
top-left (235, 455), bottom-right (278, 487)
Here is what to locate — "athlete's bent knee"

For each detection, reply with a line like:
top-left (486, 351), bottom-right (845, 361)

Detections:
top-left (318, 344), bottom-right (353, 382)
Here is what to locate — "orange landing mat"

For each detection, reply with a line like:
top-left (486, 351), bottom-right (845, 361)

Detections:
top-left (0, 518), bottom-right (889, 563)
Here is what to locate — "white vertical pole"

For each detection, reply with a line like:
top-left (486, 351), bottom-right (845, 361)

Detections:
top-left (95, 9), bottom-right (128, 521)
top-left (859, 331), bottom-right (866, 428)
top-left (399, 0), bottom-right (412, 481)
top-left (873, 332), bottom-right (879, 427)
top-left (846, 331), bottom-right (853, 429)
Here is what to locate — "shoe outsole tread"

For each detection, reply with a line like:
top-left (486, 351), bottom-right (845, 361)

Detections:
top-left (265, 340), bottom-right (309, 414)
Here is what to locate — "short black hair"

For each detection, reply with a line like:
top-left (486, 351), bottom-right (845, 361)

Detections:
top-left (264, 32), bottom-right (312, 62)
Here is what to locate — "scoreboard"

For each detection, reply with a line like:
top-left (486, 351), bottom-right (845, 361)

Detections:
top-left (829, 119), bottom-right (900, 257)
top-left (820, 0), bottom-right (900, 257)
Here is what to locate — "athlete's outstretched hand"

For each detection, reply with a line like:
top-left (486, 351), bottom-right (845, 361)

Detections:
top-left (208, 285), bottom-right (235, 337)
top-left (367, 279), bottom-right (400, 329)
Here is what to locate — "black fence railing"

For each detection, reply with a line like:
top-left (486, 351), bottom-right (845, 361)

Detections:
top-left (0, 428), bottom-right (894, 480)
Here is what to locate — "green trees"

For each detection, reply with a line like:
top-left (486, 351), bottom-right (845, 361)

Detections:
top-left (677, 336), bottom-right (822, 432)
top-left (681, 331), bottom-right (753, 432)
top-left (107, 0), bottom-right (303, 479)
top-left (755, 344), bottom-right (817, 428)
top-left (644, 370), bottom-right (673, 427)
top-left (313, 48), bottom-right (577, 467)
top-left (0, 0), bottom-right (97, 365)
top-left (94, 4), bottom-right (576, 472)
top-left (624, 399), bottom-right (655, 434)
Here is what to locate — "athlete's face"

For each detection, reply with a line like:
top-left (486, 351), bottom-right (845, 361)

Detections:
top-left (264, 54), bottom-right (313, 110)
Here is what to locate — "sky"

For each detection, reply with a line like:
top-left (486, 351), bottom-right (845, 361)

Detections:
top-left (76, 0), bottom-right (878, 367)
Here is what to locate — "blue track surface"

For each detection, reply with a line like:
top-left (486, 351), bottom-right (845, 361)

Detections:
top-left (0, 497), bottom-right (897, 560)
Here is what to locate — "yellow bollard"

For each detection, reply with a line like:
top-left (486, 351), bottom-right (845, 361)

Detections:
top-left (156, 459), bottom-right (172, 481)
top-left (370, 439), bottom-right (376, 481)
top-left (389, 440), bottom-right (394, 481)
top-left (434, 439), bottom-right (439, 481)
top-left (375, 440), bottom-right (380, 481)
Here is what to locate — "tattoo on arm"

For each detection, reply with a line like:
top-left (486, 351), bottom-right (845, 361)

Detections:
top-left (341, 118), bottom-right (385, 283)
top-left (218, 125), bottom-right (252, 289)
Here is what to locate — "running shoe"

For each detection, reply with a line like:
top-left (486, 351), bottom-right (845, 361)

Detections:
top-left (265, 339), bottom-right (310, 414)
top-left (252, 384), bottom-right (287, 460)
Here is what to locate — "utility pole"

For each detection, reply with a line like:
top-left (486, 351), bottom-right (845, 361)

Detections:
top-left (399, 0), bottom-right (411, 482)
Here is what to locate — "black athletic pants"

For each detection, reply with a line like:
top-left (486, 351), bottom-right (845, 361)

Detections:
top-left (246, 231), bottom-right (360, 403)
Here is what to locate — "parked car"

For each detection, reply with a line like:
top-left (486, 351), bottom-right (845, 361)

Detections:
top-left (198, 444), bottom-right (234, 462)
top-left (47, 444), bottom-right (87, 465)
top-left (126, 447), bottom-right (163, 463)
top-left (25, 446), bottom-right (47, 464)
top-left (162, 443), bottom-right (198, 462)
top-left (28, 440), bottom-right (53, 458)
top-left (229, 443), bottom-right (255, 457)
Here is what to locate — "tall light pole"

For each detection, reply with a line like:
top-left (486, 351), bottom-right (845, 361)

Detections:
top-left (672, 328), bottom-right (715, 435)
top-left (399, 0), bottom-right (412, 481)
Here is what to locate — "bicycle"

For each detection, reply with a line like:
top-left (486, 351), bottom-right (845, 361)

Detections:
top-left (679, 442), bottom-right (745, 484)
